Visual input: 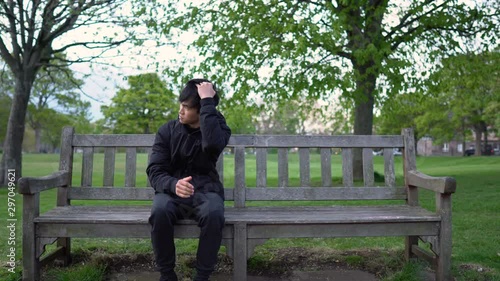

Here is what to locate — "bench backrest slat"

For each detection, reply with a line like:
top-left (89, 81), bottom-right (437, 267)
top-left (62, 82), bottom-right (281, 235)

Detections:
top-left (362, 148), bottom-right (374, 186)
top-left (74, 134), bottom-right (155, 147)
top-left (229, 135), bottom-right (404, 147)
top-left (72, 134), bottom-right (403, 148)
top-left (246, 187), bottom-right (406, 201)
top-left (320, 148), bottom-right (332, 187)
top-left (342, 148), bottom-right (354, 187)
top-left (67, 186), bottom-right (406, 201)
top-left (256, 148), bottom-right (267, 188)
top-left (125, 147), bottom-right (137, 187)
top-left (299, 148), bottom-right (310, 187)
top-left (103, 147), bottom-right (116, 187)
top-left (384, 148), bottom-right (396, 187)
top-left (234, 146), bottom-right (246, 207)
top-left (278, 148), bottom-right (288, 187)
top-left (403, 129), bottom-right (418, 206)
top-left (82, 147), bottom-right (94, 187)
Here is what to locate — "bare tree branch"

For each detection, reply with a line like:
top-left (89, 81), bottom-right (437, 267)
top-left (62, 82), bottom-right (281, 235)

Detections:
top-left (0, 0), bottom-right (22, 62)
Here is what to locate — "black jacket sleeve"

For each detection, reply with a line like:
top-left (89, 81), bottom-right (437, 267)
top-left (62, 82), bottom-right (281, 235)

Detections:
top-left (146, 122), bottom-right (177, 195)
top-left (199, 98), bottom-right (232, 157)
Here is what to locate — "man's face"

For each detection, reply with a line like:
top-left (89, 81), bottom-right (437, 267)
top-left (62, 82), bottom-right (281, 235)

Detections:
top-left (178, 102), bottom-right (200, 128)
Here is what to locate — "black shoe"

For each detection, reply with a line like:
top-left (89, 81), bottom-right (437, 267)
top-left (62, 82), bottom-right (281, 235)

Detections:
top-left (193, 272), bottom-right (210, 281)
top-left (160, 271), bottom-right (178, 281)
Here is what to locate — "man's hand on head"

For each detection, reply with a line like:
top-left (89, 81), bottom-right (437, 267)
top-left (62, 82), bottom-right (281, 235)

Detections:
top-left (196, 82), bottom-right (216, 99)
top-left (175, 176), bottom-right (194, 198)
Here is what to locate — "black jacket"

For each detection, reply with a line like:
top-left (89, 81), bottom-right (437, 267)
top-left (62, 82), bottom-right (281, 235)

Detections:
top-left (146, 98), bottom-right (231, 199)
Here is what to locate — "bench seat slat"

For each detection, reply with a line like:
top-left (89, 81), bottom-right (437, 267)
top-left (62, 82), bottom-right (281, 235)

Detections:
top-left (35, 205), bottom-right (439, 224)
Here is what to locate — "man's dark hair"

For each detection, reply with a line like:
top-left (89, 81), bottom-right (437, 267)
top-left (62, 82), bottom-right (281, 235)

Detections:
top-left (178, 78), bottom-right (219, 111)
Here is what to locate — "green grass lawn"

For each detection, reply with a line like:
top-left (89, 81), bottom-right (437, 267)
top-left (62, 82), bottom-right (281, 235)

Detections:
top-left (0, 153), bottom-right (499, 280)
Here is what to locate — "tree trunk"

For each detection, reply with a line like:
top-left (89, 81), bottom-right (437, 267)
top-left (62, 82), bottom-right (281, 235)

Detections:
top-left (483, 123), bottom-right (488, 155)
top-left (35, 125), bottom-right (42, 153)
top-left (352, 62), bottom-right (376, 180)
top-left (0, 75), bottom-right (34, 185)
top-left (474, 126), bottom-right (482, 156)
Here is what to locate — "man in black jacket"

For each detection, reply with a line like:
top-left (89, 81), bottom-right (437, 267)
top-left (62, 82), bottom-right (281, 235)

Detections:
top-left (147, 79), bottom-right (231, 281)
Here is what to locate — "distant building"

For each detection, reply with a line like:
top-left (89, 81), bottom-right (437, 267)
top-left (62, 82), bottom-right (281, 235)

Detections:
top-left (417, 131), bottom-right (499, 156)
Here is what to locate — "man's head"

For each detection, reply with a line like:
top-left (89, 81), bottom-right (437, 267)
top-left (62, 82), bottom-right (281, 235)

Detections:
top-left (178, 78), bottom-right (219, 128)
top-left (178, 78), bottom-right (219, 110)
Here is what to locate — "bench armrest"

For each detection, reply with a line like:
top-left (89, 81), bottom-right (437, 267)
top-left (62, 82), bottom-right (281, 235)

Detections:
top-left (19, 170), bottom-right (70, 195)
top-left (407, 170), bottom-right (456, 194)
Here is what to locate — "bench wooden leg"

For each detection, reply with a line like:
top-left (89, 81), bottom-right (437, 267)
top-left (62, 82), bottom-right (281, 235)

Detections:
top-left (233, 223), bottom-right (247, 281)
top-left (436, 194), bottom-right (452, 281)
top-left (23, 228), bottom-right (39, 281)
top-left (57, 238), bottom-right (72, 266)
top-left (23, 194), bottom-right (40, 281)
top-left (405, 236), bottom-right (419, 260)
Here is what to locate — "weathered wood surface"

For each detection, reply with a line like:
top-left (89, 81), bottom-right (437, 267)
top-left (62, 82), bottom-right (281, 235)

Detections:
top-left (278, 148), bottom-right (288, 187)
top-left (36, 220), bottom-right (439, 239)
top-left (384, 148), bottom-right (396, 187)
top-left (66, 186), bottom-right (407, 201)
top-left (18, 171), bottom-right (70, 194)
top-left (103, 147), bottom-right (116, 187)
top-left (407, 170), bottom-right (457, 194)
top-left (81, 147), bottom-right (94, 187)
top-left (246, 222), bottom-right (439, 238)
top-left (256, 148), bottom-right (267, 188)
top-left (35, 205), bottom-right (439, 224)
top-left (362, 148), bottom-right (374, 186)
top-left (234, 146), bottom-right (246, 207)
top-left (320, 148), bottom-right (332, 187)
top-left (342, 148), bottom-right (354, 187)
top-left (125, 147), bottom-right (137, 187)
top-left (72, 134), bottom-right (404, 148)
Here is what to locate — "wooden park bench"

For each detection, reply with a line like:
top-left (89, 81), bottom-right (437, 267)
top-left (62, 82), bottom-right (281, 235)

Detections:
top-left (19, 127), bottom-right (456, 281)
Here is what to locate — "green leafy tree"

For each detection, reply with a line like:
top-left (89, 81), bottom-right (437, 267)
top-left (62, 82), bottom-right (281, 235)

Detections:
top-left (101, 73), bottom-right (178, 134)
top-left (415, 50), bottom-right (499, 155)
top-left (256, 100), bottom-right (306, 135)
top-left (375, 92), bottom-right (425, 142)
top-left (160, 0), bottom-right (497, 178)
top-left (38, 109), bottom-right (73, 153)
top-left (27, 66), bottom-right (90, 152)
top-left (218, 98), bottom-right (258, 134)
top-left (0, 0), bottom-right (164, 184)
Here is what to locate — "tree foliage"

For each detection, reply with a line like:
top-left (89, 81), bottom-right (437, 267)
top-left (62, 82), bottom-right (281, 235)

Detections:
top-left (0, 0), bottom-right (164, 184)
top-left (217, 97), bottom-right (258, 134)
top-left (375, 91), bottom-right (426, 140)
top-left (159, 0), bottom-right (497, 178)
top-left (28, 65), bottom-right (91, 152)
top-left (101, 73), bottom-right (178, 134)
top-left (414, 50), bottom-right (499, 155)
top-left (160, 0), bottom-right (496, 127)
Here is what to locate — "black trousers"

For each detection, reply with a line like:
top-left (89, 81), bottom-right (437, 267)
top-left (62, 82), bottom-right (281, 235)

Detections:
top-left (149, 192), bottom-right (225, 278)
